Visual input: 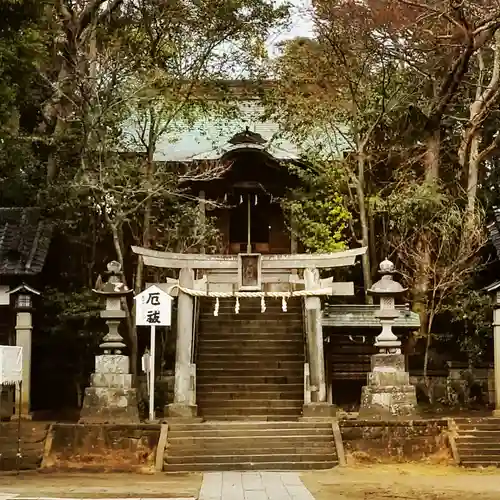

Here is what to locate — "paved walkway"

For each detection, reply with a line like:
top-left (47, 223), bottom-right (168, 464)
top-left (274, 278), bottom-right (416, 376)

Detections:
top-left (199, 472), bottom-right (315, 500)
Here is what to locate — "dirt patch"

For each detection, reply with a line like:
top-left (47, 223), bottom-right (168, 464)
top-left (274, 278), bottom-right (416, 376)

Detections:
top-left (301, 464), bottom-right (500, 500)
top-left (0, 472), bottom-right (202, 498)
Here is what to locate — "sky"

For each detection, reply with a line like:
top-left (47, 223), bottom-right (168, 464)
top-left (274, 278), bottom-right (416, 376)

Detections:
top-left (267, 0), bottom-right (315, 56)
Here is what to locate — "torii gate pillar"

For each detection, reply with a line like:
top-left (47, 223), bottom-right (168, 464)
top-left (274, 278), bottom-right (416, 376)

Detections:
top-left (167, 267), bottom-right (198, 419)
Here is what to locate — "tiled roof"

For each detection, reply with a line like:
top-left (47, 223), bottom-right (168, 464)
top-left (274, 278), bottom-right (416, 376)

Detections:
top-left (322, 304), bottom-right (420, 328)
top-left (487, 207), bottom-right (500, 260)
top-left (120, 100), bottom-right (351, 162)
top-left (0, 208), bottom-right (52, 276)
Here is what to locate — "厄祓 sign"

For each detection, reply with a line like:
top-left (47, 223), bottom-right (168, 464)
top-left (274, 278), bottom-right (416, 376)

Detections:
top-left (134, 285), bottom-right (173, 326)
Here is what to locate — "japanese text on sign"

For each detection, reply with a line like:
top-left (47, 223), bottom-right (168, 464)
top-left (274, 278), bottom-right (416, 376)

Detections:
top-left (134, 285), bottom-right (172, 327)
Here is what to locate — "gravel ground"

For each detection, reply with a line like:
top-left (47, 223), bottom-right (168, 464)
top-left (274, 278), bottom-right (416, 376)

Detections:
top-left (301, 464), bottom-right (500, 500)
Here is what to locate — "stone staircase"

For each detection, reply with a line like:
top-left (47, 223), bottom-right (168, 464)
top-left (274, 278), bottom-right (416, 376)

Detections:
top-left (164, 421), bottom-right (338, 471)
top-left (196, 297), bottom-right (305, 421)
top-left (0, 422), bottom-right (49, 470)
top-left (453, 417), bottom-right (500, 467)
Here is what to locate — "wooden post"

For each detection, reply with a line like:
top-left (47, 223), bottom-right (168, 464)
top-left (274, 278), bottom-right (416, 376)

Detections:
top-left (494, 291), bottom-right (500, 416)
top-left (247, 194), bottom-right (252, 253)
top-left (199, 190), bottom-right (206, 254)
top-left (14, 311), bottom-right (32, 418)
top-left (168, 267), bottom-right (197, 418)
top-left (304, 267), bottom-right (327, 403)
top-left (290, 214), bottom-right (298, 254)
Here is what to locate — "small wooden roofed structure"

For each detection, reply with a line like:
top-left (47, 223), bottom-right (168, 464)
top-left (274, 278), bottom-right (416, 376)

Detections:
top-left (0, 208), bottom-right (52, 281)
top-left (0, 207), bottom-right (52, 418)
top-left (484, 208), bottom-right (500, 415)
top-left (323, 304), bottom-right (420, 329)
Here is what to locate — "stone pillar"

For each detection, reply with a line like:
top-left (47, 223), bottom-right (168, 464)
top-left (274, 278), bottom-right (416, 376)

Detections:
top-left (80, 261), bottom-right (139, 423)
top-left (493, 291), bottom-right (500, 416)
top-left (14, 311), bottom-right (32, 418)
top-left (302, 268), bottom-right (335, 419)
top-left (167, 267), bottom-right (197, 418)
top-left (359, 259), bottom-right (417, 420)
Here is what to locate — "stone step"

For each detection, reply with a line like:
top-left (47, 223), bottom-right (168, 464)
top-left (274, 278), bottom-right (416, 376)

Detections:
top-left (200, 313), bottom-right (302, 318)
top-left (199, 339), bottom-right (302, 346)
top-left (197, 392), bottom-right (303, 401)
top-left (168, 447), bottom-right (334, 458)
top-left (166, 452), bottom-right (334, 466)
top-left (0, 455), bottom-right (41, 471)
top-left (196, 364), bottom-right (303, 372)
top-left (199, 331), bottom-right (303, 338)
top-left (199, 316), bottom-right (302, 323)
top-left (454, 418), bottom-right (500, 424)
top-left (456, 430), bottom-right (500, 438)
top-left (197, 357), bottom-right (304, 365)
top-left (199, 338), bottom-right (303, 346)
top-left (200, 304), bottom-right (302, 311)
top-left (199, 406), bottom-right (301, 416)
top-left (197, 396), bottom-right (303, 405)
top-left (197, 383), bottom-right (303, 393)
top-left (168, 436), bottom-right (331, 447)
top-left (197, 375), bottom-right (302, 384)
top-left (168, 425), bottom-right (331, 437)
top-left (458, 423), bottom-right (500, 434)
top-left (458, 447), bottom-right (500, 455)
top-left (456, 440), bottom-right (500, 447)
top-left (198, 415), bottom-right (301, 421)
top-left (461, 458), bottom-right (500, 466)
top-left (197, 368), bottom-right (302, 377)
top-left (163, 460), bottom-right (336, 472)
top-left (198, 344), bottom-right (303, 354)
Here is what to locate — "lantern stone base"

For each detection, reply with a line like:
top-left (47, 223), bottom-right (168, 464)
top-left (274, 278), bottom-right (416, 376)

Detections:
top-left (358, 353), bottom-right (417, 420)
top-left (165, 403), bottom-right (198, 419)
top-left (79, 354), bottom-right (139, 424)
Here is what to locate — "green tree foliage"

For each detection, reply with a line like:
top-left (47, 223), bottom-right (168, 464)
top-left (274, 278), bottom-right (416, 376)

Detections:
top-left (282, 161), bottom-right (350, 253)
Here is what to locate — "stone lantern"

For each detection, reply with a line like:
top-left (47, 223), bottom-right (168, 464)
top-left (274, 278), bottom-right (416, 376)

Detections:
top-left (8, 283), bottom-right (41, 418)
top-left (359, 259), bottom-right (417, 419)
top-left (80, 261), bottom-right (139, 423)
top-left (370, 259), bottom-right (406, 352)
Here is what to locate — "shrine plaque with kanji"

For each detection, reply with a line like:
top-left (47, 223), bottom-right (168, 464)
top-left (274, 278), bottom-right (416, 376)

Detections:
top-left (238, 253), bottom-right (262, 291)
top-left (134, 285), bottom-right (173, 327)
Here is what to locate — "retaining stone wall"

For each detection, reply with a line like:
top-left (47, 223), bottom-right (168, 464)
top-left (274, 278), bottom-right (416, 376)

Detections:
top-left (43, 423), bottom-right (161, 472)
top-left (340, 419), bottom-right (450, 463)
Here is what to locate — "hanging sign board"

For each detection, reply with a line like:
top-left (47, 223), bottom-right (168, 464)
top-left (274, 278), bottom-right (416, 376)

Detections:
top-left (0, 346), bottom-right (23, 385)
top-left (134, 285), bottom-right (172, 327)
top-left (134, 285), bottom-right (173, 422)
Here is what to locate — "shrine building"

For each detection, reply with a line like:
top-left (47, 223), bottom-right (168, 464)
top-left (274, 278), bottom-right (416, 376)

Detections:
top-left (130, 97), bottom-right (420, 422)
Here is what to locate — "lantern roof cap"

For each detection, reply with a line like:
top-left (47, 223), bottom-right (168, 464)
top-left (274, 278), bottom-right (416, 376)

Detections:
top-left (8, 282), bottom-right (41, 296)
top-left (93, 261), bottom-right (132, 296)
top-left (368, 259), bottom-right (407, 296)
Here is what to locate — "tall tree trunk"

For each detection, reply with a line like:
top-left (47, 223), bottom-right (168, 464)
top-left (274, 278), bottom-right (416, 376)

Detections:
top-left (134, 122), bottom-right (155, 295)
top-left (424, 129), bottom-right (440, 182)
top-left (466, 132), bottom-right (480, 216)
top-left (413, 129), bottom-right (440, 340)
top-left (368, 200), bottom-right (377, 277)
top-left (356, 152), bottom-right (373, 303)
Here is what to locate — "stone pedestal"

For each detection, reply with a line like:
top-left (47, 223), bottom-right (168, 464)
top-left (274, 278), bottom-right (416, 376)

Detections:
top-left (359, 353), bottom-right (417, 419)
top-left (79, 261), bottom-right (138, 424)
top-left (80, 354), bottom-right (139, 423)
top-left (302, 402), bottom-right (337, 421)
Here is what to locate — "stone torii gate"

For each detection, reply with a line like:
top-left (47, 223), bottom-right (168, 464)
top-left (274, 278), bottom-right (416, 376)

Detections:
top-left (132, 246), bottom-right (367, 419)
